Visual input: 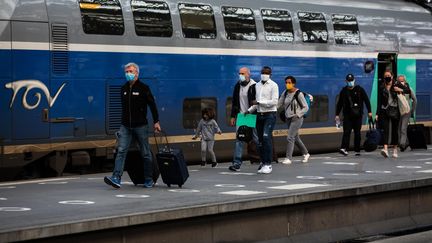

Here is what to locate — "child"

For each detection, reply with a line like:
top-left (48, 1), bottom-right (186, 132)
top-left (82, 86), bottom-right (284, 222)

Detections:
top-left (192, 108), bottom-right (222, 167)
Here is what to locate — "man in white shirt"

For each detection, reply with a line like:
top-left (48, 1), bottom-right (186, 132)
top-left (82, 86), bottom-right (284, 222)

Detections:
top-left (247, 66), bottom-right (279, 174)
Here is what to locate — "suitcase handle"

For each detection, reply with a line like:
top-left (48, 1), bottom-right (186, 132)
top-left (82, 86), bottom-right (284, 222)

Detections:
top-left (368, 119), bottom-right (376, 130)
top-left (154, 131), bottom-right (171, 153)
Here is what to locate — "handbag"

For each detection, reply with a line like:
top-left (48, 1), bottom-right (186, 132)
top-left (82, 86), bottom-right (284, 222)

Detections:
top-left (386, 106), bottom-right (400, 119)
top-left (397, 93), bottom-right (410, 116)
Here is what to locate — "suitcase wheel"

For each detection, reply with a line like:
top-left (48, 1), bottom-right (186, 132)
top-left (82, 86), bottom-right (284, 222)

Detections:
top-left (178, 184), bottom-right (182, 188)
top-left (167, 184), bottom-right (171, 187)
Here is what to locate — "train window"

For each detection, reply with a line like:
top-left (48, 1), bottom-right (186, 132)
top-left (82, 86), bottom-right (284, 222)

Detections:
top-left (415, 94), bottom-right (430, 118)
top-left (261, 9), bottom-right (294, 42)
top-left (304, 95), bottom-right (328, 122)
top-left (332, 14), bottom-right (360, 45)
top-left (78, 0), bottom-right (124, 35)
top-left (297, 12), bottom-right (328, 43)
top-left (178, 3), bottom-right (216, 39)
top-left (222, 6), bottom-right (257, 41)
top-left (131, 0), bottom-right (173, 37)
top-left (183, 98), bottom-right (217, 129)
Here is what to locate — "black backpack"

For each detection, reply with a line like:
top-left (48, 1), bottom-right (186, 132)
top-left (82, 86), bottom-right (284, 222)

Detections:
top-left (236, 125), bottom-right (253, 142)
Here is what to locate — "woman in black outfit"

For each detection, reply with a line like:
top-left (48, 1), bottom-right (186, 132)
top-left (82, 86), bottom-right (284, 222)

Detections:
top-left (376, 71), bottom-right (405, 158)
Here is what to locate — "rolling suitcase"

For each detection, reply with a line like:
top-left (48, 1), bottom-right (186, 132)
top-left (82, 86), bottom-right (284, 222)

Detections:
top-left (154, 132), bottom-right (189, 187)
top-left (407, 120), bottom-right (427, 150)
top-left (124, 149), bottom-right (160, 185)
top-left (363, 119), bottom-right (381, 152)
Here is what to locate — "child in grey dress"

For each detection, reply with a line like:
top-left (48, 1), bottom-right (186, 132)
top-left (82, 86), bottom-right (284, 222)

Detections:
top-left (192, 108), bottom-right (222, 167)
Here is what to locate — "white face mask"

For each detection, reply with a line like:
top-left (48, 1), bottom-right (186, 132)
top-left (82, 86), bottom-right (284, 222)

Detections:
top-left (261, 74), bottom-right (270, 82)
top-left (239, 74), bottom-right (246, 82)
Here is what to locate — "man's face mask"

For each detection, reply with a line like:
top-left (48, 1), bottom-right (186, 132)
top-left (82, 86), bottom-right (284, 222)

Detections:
top-left (261, 74), bottom-right (270, 82)
top-left (125, 72), bottom-right (135, 82)
top-left (346, 80), bottom-right (355, 87)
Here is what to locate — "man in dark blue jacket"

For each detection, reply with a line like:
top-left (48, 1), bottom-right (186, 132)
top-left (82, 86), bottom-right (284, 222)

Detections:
top-left (104, 62), bottom-right (161, 189)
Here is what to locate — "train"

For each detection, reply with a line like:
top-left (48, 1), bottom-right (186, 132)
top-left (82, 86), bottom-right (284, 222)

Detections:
top-left (1, 0), bottom-right (432, 180)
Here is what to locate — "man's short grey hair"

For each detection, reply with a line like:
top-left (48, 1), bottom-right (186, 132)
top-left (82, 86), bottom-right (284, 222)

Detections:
top-left (397, 74), bottom-right (406, 81)
top-left (124, 62), bottom-right (140, 74)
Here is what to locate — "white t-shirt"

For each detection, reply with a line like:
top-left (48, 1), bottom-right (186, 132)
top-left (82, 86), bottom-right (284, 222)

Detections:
top-left (239, 79), bottom-right (256, 113)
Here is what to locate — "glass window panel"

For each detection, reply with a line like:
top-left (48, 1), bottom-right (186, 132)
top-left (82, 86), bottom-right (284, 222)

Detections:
top-left (222, 6), bottom-right (257, 41)
top-left (178, 3), bottom-right (216, 39)
top-left (79, 0), bottom-right (124, 35)
top-left (298, 12), bottom-right (328, 43)
top-left (183, 98), bottom-right (217, 129)
top-left (261, 9), bottom-right (294, 42)
top-left (131, 0), bottom-right (172, 37)
top-left (304, 95), bottom-right (328, 122)
top-left (332, 14), bottom-right (360, 45)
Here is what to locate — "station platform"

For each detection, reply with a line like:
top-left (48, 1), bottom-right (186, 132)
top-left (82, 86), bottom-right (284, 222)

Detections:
top-left (1, 148), bottom-right (432, 242)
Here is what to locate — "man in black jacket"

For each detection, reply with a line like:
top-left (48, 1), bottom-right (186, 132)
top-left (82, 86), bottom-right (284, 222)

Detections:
top-left (335, 74), bottom-right (372, 156)
top-left (104, 62), bottom-right (161, 189)
top-left (228, 67), bottom-right (256, 171)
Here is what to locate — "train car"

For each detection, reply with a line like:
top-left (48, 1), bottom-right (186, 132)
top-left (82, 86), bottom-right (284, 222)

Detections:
top-left (1, 0), bottom-right (432, 180)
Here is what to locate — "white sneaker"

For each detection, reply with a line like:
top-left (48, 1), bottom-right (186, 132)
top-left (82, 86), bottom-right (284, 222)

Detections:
top-left (381, 149), bottom-right (389, 158)
top-left (302, 153), bottom-right (310, 163)
top-left (260, 165), bottom-right (272, 174)
top-left (392, 150), bottom-right (398, 158)
top-left (281, 158), bottom-right (292, 164)
top-left (257, 163), bottom-right (264, 174)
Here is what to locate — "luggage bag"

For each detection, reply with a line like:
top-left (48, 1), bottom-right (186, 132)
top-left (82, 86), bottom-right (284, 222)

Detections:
top-left (407, 120), bottom-right (427, 150)
top-left (125, 149), bottom-right (160, 185)
top-left (154, 132), bottom-right (189, 187)
top-left (363, 119), bottom-right (381, 152)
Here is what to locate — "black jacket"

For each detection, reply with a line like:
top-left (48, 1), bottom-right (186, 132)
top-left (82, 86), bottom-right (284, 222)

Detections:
top-left (336, 85), bottom-right (372, 119)
top-left (376, 82), bottom-right (409, 117)
top-left (121, 79), bottom-right (159, 128)
top-left (230, 81), bottom-right (255, 118)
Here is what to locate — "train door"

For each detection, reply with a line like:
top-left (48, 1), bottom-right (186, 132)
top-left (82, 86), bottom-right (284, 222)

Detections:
top-left (377, 53), bottom-right (397, 85)
top-left (10, 21), bottom-right (50, 140)
top-left (0, 21), bottom-right (12, 142)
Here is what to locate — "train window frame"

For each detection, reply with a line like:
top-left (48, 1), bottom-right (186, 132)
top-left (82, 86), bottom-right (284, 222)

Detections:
top-left (304, 95), bottom-right (329, 123)
top-left (297, 11), bottom-right (328, 43)
top-left (331, 14), bottom-right (360, 45)
top-left (131, 0), bottom-right (173, 37)
top-left (178, 3), bottom-right (217, 39)
top-left (78, 0), bottom-right (125, 35)
top-left (183, 97), bottom-right (218, 129)
top-left (221, 6), bottom-right (257, 41)
top-left (261, 8), bottom-right (294, 43)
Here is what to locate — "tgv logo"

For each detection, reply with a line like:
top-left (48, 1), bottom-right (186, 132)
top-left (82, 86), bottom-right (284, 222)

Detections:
top-left (5, 80), bottom-right (66, 110)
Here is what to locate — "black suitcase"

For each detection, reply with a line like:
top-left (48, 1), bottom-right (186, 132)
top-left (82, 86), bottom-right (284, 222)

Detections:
top-left (154, 132), bottom-right (189, 187)
top-left (407, 121), bottom-right (427, 150)
top-left (124, 149), bottom-right (160, 185)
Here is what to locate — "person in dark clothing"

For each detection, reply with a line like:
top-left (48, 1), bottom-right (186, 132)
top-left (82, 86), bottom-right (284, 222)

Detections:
top-left (104, 62), bottom-right (161, 189)
top-left (335, 74), bottom-right (372, 156)
top-left (376, 71), bottom-right (406, 158)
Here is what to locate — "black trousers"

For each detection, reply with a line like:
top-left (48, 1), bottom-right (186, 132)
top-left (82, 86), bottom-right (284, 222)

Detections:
top-left (381, 113), bottom-right (400, 146)
top-left (341, 117), bottom-right (362, 152)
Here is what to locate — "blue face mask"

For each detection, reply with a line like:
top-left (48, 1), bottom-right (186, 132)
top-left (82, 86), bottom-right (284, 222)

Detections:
top-left (125, 72), bottom-right (135, 82)
top-left (346, 81), bottom-right (355, 87)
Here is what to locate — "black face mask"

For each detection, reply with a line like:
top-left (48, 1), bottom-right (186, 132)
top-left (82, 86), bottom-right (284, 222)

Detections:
top-left (240, 80), bottom-right (249, 86)
top-left (384, 77), bottom-right (392, 83)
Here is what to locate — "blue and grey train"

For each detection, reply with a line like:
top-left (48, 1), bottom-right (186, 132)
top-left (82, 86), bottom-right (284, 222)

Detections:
top-left (1, 0), bottom-right (432, 180)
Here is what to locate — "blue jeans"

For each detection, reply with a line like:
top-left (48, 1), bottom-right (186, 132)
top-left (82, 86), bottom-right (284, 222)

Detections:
top-left (113, 125), bottom-right (153, 180)
top-left (256, 112), bottom-right (276, 165)
top-left (233, 127), bottom-right (258, 167)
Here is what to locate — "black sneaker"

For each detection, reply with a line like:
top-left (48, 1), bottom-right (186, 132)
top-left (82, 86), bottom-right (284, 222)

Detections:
top-left (228, 165), bottom-right (240, 172)
top-left (200, 161), bottom-right (206, 166)
top-left (211, 162), bottom-right (218, 168)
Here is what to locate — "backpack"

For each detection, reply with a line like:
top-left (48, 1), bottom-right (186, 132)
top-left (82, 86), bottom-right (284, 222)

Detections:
top-left (280, 90), bottom-right (312, 121)
top-left (236, 125), bottom-right (253, 142)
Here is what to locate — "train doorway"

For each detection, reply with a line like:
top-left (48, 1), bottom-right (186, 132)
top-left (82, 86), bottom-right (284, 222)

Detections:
top-left (377, 53), bottom-right (397, 86)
